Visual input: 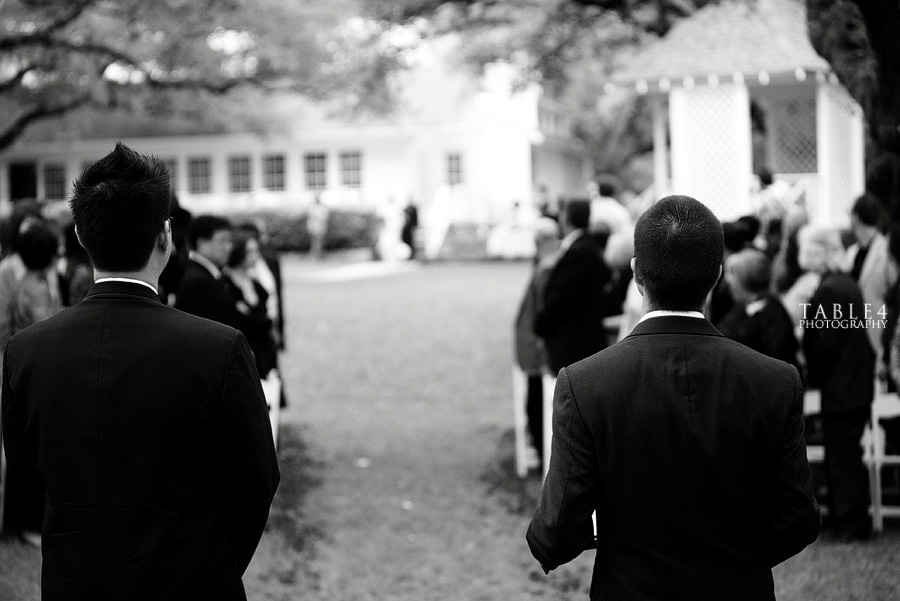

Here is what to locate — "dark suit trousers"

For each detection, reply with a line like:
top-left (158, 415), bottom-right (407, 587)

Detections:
top-left (822, 406), bottom-right (871, 536)
top-left (526, 375), bottom-right (543, 460)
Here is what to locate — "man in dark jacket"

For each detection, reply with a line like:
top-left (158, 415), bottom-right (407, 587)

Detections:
top-left (534, 198), bottom-right (610, 373)
top-left (799, 223), bottom-right (875, 541)
top-left (2, 143), bottom-right (279, 601)
top-left (527, 195), bottom-right (819, 601)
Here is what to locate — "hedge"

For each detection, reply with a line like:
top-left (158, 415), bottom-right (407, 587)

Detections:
top-left (226, 208), bottom-right (382, 253)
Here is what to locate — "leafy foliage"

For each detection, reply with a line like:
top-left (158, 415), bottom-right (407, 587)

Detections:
top-left (0, 0), bottom-right (411, 150)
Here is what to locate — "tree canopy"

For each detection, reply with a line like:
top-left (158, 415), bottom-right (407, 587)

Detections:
top-left (0, 0), bottom-right (410, 151)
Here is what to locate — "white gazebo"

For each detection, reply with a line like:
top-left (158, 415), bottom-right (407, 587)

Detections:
top-left (612, 0), bottom-right (864, 225)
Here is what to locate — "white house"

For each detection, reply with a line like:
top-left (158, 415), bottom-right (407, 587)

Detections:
top-left (0, 37), bottom-right (589, 257)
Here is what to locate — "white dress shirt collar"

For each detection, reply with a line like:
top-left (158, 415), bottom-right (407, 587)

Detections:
top-left (94, 277), bottom-right (158, 295)
top-left (639, 310), bottom-right (706, 323)
top-left (559, 229), bottom-right (585, 253)
top-left (189, 251), bottom-right (221, 280)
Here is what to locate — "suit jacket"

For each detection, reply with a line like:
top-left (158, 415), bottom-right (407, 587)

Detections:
top-left (174, 258), bottom-right (236, 327)
top-left (534, 233), bottom-right (610, 373)
top-left (803, 272), bottom-right (875, 414)
top-left (527, 316), bottom-right (820, 601)
top-left (1, 281), bottom-right (280, 601)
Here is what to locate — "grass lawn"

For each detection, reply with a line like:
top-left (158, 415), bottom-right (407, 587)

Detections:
top-left (3, 255), bottom-right (900, 600)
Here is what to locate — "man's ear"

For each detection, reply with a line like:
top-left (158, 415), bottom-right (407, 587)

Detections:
top-left (158, 220), bottom-right (171, 252)
top-left (630, 257), bottom-right (644, 296)
top-left (74, 225), bottom-right (87, 250)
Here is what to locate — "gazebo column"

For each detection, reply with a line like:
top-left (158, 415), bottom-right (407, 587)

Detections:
top-left (816, 81), bottom-right (865, 227)
top-left (669, 82), bottom-right (753, 220)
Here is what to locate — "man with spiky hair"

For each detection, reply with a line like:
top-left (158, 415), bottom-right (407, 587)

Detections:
top-left (1, 143), bottom-right (279, 601)
top-left (527, 195), bottom-right (819, 601)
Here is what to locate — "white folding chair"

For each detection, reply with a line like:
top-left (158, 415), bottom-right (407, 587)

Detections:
top-left (261, 370), bottom-right (282, 449)
top-left (541, 373), bottom-right (557, 481)
top-left (864, 384), bottom-right (900, 533)
top-left (511, 365), bottom-right (530, 478)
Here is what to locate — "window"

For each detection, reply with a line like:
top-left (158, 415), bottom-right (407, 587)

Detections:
top-left (43, 163), bottom-right (66, 200)
top-left (228, 155), bottom-right (251, 193)
top-left (262, 154), bottom-right (286, 191)
top-left (304, 152), bottom-right (327, 191)
top-left (187, 157), bottom-right (211, 193)
top-left (339, 151), bottom-right (362, 188)
top-left (447, 152), bottom-right (463, 186)
top-left (161, 158), bottom-right (178, 193)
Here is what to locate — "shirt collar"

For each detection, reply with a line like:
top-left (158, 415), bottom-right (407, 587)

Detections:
top-left (189, 251), bottom-right (221, 279)
top-left (559, 229), bottom-right (584, 253)
top-left (94, 277), bottom-right (158, 295)
top-left (745, 298), bottom-right (767, 316)
top-left (639, 309), bottom-right (706, 323)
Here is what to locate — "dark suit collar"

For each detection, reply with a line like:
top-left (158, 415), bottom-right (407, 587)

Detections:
top-left (85, 280), bottom-right (162, 303)
top-left (626, 315), bottom-right (723, 338)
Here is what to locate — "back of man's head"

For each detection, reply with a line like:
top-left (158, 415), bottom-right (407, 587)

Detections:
top-left (18, 223), bottom-right (59, 272)
top-left (70, 143), bottom-right (170, 272)
top-left (188, 215), bottom-right (232, 250)
top-left (633, 195), bottom-right (724, 311)
top-left (851, 192), bottom-right (882, 228)
top-left (564, 199), bottom-right (591, 231)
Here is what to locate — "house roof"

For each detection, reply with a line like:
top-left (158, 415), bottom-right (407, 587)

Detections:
top-left (613, 0), bottom-right (831, 88)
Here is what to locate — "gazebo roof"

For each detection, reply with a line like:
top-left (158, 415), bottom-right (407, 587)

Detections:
top-left (613, 0), bottom-right (831, 89)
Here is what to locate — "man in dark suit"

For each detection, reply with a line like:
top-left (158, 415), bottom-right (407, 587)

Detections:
top-left (174, 213), bottom-right (236, 326)
top-left (534, 198), bottom-right (610, 373)
top-left (527, 195), bottom-right (819, 601)
top-left (1, 143), bottom-right (279, 601)
top-left (799, 224), bottom-right (875, 541)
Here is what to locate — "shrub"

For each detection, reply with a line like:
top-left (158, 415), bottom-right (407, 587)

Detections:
top-left (226, 208), bottom-right (381, 252)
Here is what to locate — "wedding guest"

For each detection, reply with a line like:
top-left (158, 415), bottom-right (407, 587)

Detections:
top-left (175, 214), bottom-right (235, 326)
top-left (1, 221), bottom-right (62, 546)
top-left (1, 143), bottom-right (279, 600)
top-left (513, 217), bottom-right (560, 466)
top-left (718, 248), bottom-right (799, 372)
top-left (533, 199), bottom-right (610, 374)
top-left (527, 195), bottom-right (819, 599)
top-left (800, 224), bottom-right (874, 541)
top-left (224, 230), bottom-right (278, 380)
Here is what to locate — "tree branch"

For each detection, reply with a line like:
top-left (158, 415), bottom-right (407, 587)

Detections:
top-left (0, 93), bottom-right (92, 152)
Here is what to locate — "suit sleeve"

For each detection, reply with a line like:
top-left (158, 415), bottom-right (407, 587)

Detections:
top-left (765, 367), bottom-right (821, 566)
top-left (526, 368), bottom-right (598, 572)
top-left (215, 331), bottom-right (280, 573)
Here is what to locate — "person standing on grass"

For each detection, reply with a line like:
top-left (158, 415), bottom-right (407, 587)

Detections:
top-left (1, 143), bottom-right (279, 601)
top-left (527, 195), bottom-right (820, 601)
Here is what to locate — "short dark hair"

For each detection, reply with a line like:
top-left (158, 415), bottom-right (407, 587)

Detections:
top-left (564, 199), bottom-right (591, 230)
top-left (227, 230), bottom-right (258, 268)
top-left (70, 143), bottom-right (170, 271)
top-left (18, 223), bottom-right (59, 271)
top-left (634, 195), bottom-right (724, 310)
top-left (727, 248), bottom-right (770, 295)
top-left (851, 192), bottom-right (883, 227)
top-left (188, 215), bottom-right (232, 250)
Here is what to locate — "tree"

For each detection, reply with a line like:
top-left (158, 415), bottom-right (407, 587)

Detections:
top-left (0, 0), bottom-right (406, 152)
top-left (806, 0), bottom-right (900, 252)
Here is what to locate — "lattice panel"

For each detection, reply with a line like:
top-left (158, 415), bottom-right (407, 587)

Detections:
top-left (820, 83), bottom-right (863, 221)
top-left (672, 84), bottom-right (752, 220)
top-left (770, 93), bottom-right (817, 173)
